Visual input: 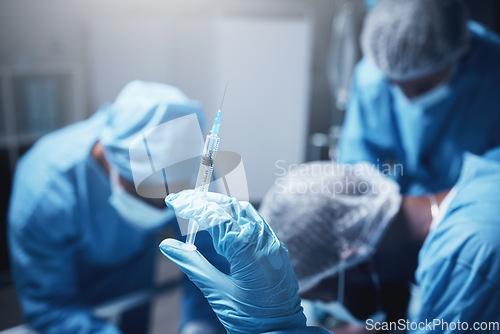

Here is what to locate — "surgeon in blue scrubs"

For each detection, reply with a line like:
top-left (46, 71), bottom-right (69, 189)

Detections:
top-left (159, 147), bottom-right (500, 334)
top-left (338, 0), bottom-right (500, 196)
top-left (8, 81), bottom-right (225, 334)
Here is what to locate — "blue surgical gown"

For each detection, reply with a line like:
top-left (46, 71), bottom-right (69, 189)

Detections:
top-left (8, 110), bottom-right (224, 333)
top-left (414, 149), bottom-right (500, 333)
top-left (338, 22), bottom-right (500, 195)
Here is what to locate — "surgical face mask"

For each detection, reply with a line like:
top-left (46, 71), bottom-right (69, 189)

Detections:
top-left (395, 64), bottom-right (457, 108)
top-left (408, 82), bottom-right (451, 107)
top-left (313, 268), bottom-right (386, 326)
top-left (109, 168), bottom-right (174, 229)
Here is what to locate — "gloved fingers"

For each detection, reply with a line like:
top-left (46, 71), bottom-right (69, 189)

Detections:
top-left (159, 238), bottom-right (230, 292)
top-left (165, 191), bottom-right (235, 230)
top-left (229, 201), bottom-right (275, 244)
top-left (167, 190), bottom-right (245, 219)
top-left (197, 190), bottom-right (237, 206)
top-left (207, 200), bottom-right (275, 261)
top-left (246, 204), bottom-right (282, 248)
top-left (241, 201), bottom-right (286, 249)
top-left (202, 191), bottom-right (245, 219)
top-left (208, 210), bottom-right (275, 265)
top-left (166, 191), bottom-right (270, 259)
top-left (239, 201), bottom-right (265, 223)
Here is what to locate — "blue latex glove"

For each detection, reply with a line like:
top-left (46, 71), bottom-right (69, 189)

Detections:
top-left (160, 190), bottom-right (307, 334)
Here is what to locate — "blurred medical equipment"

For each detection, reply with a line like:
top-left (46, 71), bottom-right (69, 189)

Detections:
top-left (309, 0), bottom-right (366, 162)
top-left (161, 190), bottom-right (307, 334)
top-left (307, 268), bottom-right (386, 326)
top-left (361, 0), bottom-right (469, 80)
top-left (328, 0), bottom-right (366, 112)
top-left (185, 85), bottom-right (227, 248)
top-left (259, 162), bottom-right (401, 293)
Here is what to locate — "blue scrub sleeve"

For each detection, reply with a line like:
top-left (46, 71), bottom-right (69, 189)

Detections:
top-left (8, 200), bottom-right (121, 334)
top-left (414, 257), bottom-right (500, 334)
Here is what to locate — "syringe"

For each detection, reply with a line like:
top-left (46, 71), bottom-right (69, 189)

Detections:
top-left (184, 87), bottom-right (226, 249)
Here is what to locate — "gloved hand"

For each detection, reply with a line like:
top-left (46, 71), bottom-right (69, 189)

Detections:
top-left (160, 190), bottom-right (306, 334)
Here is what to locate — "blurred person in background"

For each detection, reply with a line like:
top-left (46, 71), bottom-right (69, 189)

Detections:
top-left (8, 81), bottom-right (226, 334)
top-left (338, 0), bottom-right (500, 197)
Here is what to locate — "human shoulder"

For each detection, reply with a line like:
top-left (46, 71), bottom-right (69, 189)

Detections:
top-left (23, 113), bottom-right (104, 171)
top-left (9, 160), bottom-right (77, 234)
top-left (10, 115), bottom-right (104, 229)
top-left (415, 204), bottom-right (500, 323)
top-left (418, 189), bottom-right (500, 289)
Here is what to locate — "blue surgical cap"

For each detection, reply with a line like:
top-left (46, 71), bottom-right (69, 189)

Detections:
top-left (259, 162), bottom-right (401, 293)
top-left (361, 0), bottom-right (469, 81)
top-left (99, 81), bottom-right (206, 182)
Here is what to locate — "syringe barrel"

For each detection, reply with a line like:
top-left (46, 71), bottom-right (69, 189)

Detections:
top-left (185, 133), bottom-right (220, 248)
top-left (194, 134), bottom-right (220, 192)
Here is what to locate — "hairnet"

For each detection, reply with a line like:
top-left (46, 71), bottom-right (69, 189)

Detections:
top-left (99, 81), bottom-right (206, 182)
top-left (259, 162), bottom-right (401, 293)
top-left (361, 0), bottom-right (469, 81)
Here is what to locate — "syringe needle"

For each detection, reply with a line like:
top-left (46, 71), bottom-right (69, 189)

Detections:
top-left (219, 82), bottom-right (229, 111)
